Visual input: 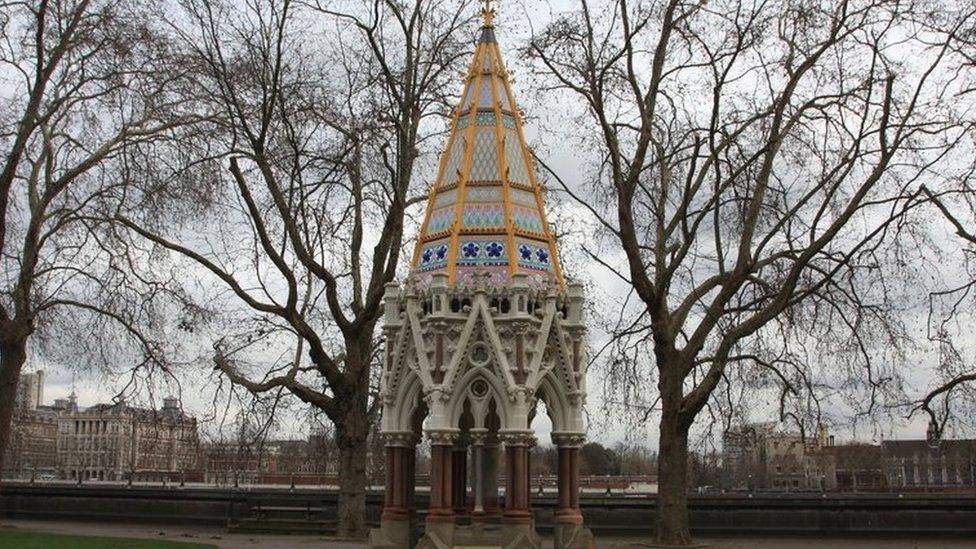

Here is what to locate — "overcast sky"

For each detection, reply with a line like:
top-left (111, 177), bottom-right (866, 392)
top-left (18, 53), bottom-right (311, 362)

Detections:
top-left (18, 0), bottom-right (970, 451)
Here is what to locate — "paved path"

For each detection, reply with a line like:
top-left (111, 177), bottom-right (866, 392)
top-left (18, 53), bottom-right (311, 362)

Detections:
top-left (1, 519), bottom-right (360, 549)
top-left (604, 535), bottom-right (976, 548)
top-left (3, 519), bottom-right (975, 548)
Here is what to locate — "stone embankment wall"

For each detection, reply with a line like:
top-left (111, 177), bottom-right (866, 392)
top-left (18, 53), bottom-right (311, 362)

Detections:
top-left (2, 483), bottom-right (976, 535)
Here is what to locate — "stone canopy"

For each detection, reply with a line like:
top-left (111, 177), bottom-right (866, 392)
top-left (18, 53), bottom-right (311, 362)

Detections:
top-left (369, 6), bottom-right (594, 549)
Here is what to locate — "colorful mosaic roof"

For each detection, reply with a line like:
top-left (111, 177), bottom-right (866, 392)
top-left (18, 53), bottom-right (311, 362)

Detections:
top-left (411, 9), bottom-right (563, 288)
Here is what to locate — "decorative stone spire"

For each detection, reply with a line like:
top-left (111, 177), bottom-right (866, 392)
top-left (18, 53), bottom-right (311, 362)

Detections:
top-left (411, 9), bottom-right (563, 289)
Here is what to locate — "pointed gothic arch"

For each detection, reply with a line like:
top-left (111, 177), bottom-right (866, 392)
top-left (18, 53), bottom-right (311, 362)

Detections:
top-left (446, 365), bottom-right (511, 432)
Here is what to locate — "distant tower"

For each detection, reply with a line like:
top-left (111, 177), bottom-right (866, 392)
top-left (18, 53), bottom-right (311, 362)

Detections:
top-left (817, 423), bottom-right (829, 448)
top-left (369, 5), bottom-right (593, 549)
top-left (15, 370), bottom-right (43, 410)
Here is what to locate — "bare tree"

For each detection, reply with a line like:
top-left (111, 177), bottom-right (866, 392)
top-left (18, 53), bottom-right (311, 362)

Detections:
top-left (906, 12), bottom-right (976, 439)
top-left (0, 0), bottom-right (196, 476)
top-left (114, 0), bottom-right (474, 536)
top-left (913, 186), bottom-right (976, 437)
top-left (527, 0), bottom-right (973, 543)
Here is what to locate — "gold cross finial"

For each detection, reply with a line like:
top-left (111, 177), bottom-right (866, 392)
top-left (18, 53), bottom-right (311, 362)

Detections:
top-left (481, 0), bottom-right (496, 27)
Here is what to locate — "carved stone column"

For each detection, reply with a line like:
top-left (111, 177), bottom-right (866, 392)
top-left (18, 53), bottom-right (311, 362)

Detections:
top-left (552, 433), bottom-right (595, 549)
top-left (552, 433), bottom-right (585, 524)
top-left (427, 431), bottom-right (457, 524)
top-left (369, 432), bottom-right (415, 549)
top-left (470, 431), bottom-right (486, 521)
top-left (496, 432), bottom-right (540, 548)
top-left (501, 432), bottom-right (533, 525)
top-left (418, 430), bottom-right (459, 549)
top-left (406, 434), bottom-right (420, 544)
top-left (473, 431), bottom-right (502, 522)
top-left (470, 429), bottom-right (500, 523)
top-left (451, 443), bottom-right (468, 516)
top-left (485, 436), bottom-right (503, 521)
top-left (381, 445), bottom-right (406, 521)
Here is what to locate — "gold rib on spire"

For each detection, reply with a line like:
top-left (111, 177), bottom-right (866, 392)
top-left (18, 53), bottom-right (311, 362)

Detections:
top-left (411, 9), bottom-right (564, 289)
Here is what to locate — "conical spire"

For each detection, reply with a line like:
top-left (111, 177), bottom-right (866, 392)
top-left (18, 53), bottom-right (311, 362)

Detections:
top-left (410, 7), bottom-right (563, 289)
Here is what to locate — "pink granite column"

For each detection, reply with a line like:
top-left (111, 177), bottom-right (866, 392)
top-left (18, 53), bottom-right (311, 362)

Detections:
top-left (380, 434), bottom-right (412, 522)
top-left (553, 433), bottom-right (585, 524)
top-left (427, 435), bottom-right (456, 524)
top-left (406, 436), bottom-right (418, 522)
top-left (502, 434), bottom-right (532, 525)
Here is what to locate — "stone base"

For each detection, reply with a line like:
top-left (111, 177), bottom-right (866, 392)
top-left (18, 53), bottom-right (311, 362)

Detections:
top-left (553, 523), bottom-right (595, 549)
top-left (367, 519), bottom-right (412, 549)
top-left (416, 520), bottom-right (456, 549)
top-left (627, 541), bottom-right (711, 549)
top-left (413, 521), bottom-right (542, 549)
top-left (497, 521), bottom-right (542, 549)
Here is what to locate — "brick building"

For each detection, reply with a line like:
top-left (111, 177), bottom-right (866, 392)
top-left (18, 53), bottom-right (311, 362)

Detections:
top-left (882, 424), bottom-right (976, 490)
top-left (202, 431), bottom-right (339, 485)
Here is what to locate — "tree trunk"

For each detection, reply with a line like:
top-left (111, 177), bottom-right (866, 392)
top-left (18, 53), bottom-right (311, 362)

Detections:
top-left (655, 385), bottom-right (692, 545)
top-left (0, 336), bottom-right (28, 480)
top-left (335, 402), bottom-right (370, 539)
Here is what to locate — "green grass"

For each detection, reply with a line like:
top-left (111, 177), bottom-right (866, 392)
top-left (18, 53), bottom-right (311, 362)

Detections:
top-left (0, 528), bottom-right (217, 548)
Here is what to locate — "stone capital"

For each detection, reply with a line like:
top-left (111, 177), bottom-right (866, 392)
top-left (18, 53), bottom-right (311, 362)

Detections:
top-left (551, 432), bottom-right (586, 448)
top-left (426, 429), bottom-right (460, 446)
top-left (469, 429), bottom-right (500, 447)
top-left (381, 431), bottom-right (419, 448)
top-left (429, 319), bottom-right (450, 333)
top-left (498, 430), bottom-right (536, 447)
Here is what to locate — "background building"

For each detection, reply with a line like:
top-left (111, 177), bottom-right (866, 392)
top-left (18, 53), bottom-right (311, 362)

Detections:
top-left (2, 371), bottom-right (200, 482)
top-left (2, 372), bottom-right (63, 479)
top-left (202, 432), bottom-right (341, 486)
top-left (723, 422), bottom-right (822, 491)
top-left (883, 438), bottom-right (976, 490)
top-left (723, 421), bottom-right (976, 493)
top-left (57, 397), bottom-right (199, 482)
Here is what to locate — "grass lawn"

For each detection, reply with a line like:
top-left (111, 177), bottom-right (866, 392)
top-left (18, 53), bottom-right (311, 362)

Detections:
top-left (0, 528), bottom-right (217, 548)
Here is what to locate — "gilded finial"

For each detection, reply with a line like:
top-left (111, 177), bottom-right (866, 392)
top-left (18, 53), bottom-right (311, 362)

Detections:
top-left (481, 0), bottom-right (496, 27)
